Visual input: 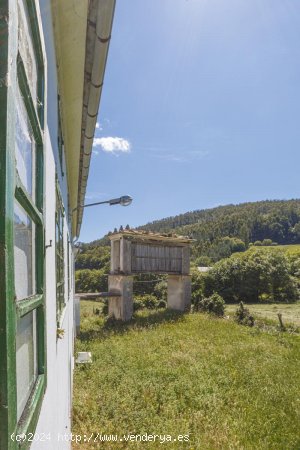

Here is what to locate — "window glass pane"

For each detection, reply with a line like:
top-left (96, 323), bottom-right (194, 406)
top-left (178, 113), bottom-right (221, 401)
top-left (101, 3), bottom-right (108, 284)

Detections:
top-left (56, 188), bottom-right (65, 318)
top-left (67, 238), bottom-right (70, 297)
top-left (18, 0), bottom-right (38, 108)
top-left (16, 310), bottom-right (37, 421)
top-left (14, 201), bottom-right (36, 300)
top-left (15, 85), bottom-right (36, 200)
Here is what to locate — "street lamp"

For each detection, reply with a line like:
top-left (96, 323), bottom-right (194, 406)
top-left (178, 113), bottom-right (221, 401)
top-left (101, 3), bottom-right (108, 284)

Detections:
top-left (72, 195), bottom-right (133, 213)
top-left (82, 195), bottom-right (133, 209)
top-left (70, 195), bottom-right (133, 243)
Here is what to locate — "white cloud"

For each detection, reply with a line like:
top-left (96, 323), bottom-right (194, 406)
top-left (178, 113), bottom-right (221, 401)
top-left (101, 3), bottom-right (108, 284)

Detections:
top-left (85, 191), bottom-right (108, 200)
top-left (189, 150), bottom-right (209, 158)
top-left (154, 150), bottom-right (209, 163)
top-left (157, 154), bottom-right (187, 163)
top-left (93, 137), bottom-right (131, 154)
top-left (95, 122), bottom-right (103, 131)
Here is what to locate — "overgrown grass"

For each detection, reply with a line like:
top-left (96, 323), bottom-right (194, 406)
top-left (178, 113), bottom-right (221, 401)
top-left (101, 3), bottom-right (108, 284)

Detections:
top-left (244, 243), bottom-right (300, 256)
top-left (274, 244), bottom-right (300, 255)
top-left (226, 302), bottom-right (300, 326)
top-left (73, 302), bottom-right (300, 449)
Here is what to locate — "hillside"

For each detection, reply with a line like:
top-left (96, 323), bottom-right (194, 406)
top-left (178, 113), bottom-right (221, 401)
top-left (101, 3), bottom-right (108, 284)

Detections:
top-left (77, 199), bottom-right (300, 267)
top-left (138, 199), bottom-right (300, 243)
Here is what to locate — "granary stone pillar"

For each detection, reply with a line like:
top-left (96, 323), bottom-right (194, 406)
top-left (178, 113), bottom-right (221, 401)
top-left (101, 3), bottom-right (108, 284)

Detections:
top-left (167, 275), bottom-right (191, 312)
top-left (108, 274), bottom-right (133, 321)
top-left (110, 236), bottom-right (132, 274)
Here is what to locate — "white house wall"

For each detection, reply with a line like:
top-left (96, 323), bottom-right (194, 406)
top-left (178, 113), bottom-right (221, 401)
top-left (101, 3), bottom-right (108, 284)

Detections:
top-left (30, 2), bottom-right (75, 448)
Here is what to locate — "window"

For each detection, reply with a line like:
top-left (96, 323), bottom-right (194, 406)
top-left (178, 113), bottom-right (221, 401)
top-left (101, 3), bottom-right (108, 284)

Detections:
top-left (67, 233), bottom-right (71, 299)
top-left (16, 310), bottom-right (38, 421)
top-left (15, 85), bottom-right (36, 200)
top-left (0, 0), bottom-right (45, 447)
top-left (14, 201), bottom-right (36, 300)
top-left (18, 0), bottom-right (38, 109)
top-left (56, 184), bottom-right (65, 322)
top-left (58, 98), bottom-right (65, 176)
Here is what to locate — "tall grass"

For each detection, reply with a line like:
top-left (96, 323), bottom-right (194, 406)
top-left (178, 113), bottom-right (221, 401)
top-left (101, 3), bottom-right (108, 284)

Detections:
top-left (73, 303), bottom-right (300, 449)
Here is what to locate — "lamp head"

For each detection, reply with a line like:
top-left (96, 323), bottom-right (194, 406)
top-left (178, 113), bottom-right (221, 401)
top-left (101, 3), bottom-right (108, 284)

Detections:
top-left (119, 195), bottom-right (133, 206)
top-left (109, 195), bottom-right (133, 207)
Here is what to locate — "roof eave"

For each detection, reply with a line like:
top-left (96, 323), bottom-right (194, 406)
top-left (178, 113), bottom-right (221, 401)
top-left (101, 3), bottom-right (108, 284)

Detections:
top-left (51, 0), bottom-right (89, 230)
top-left (75, 0), bottom-right (116, 238)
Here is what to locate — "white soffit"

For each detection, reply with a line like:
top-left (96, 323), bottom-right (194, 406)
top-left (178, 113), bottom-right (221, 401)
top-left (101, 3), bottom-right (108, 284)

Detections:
top-left (52, 0), bottom-right (116, 237)
top-left (51, 0), bottom-right (88, 227)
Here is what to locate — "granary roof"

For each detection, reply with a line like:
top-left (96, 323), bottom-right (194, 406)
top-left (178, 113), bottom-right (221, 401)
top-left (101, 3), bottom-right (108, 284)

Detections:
top-left (108, 228), bottom-right (194, 245)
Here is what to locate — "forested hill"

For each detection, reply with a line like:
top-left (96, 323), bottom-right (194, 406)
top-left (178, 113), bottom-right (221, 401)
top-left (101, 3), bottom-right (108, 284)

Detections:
top-left (138, 200), bottom-right (300, 245)
top-left (77, 200), bottom-right (300, 267)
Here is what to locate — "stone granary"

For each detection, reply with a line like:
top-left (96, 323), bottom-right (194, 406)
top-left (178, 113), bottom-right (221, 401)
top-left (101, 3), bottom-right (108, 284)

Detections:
top-left (108, 229), bottom-right (194, 321)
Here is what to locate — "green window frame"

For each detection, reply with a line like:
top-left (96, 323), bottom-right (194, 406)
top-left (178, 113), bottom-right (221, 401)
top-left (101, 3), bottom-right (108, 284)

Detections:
top-left (57, 101), bottom-right (65, 177)
top-left (67, 233), bottom-right (71, 299)
top-left (56, 183), bottom-right (65, 323)
top-left (0, 0), bottom-right (45, 449)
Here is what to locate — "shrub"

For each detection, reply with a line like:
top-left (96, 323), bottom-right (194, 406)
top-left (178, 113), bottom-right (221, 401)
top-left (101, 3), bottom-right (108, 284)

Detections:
top-left (203, 249), bottom-right (299, 303)
top-left (75, 268), bottom-right (108, 293)
top-left (133, 295), bottom-right (159, 310)
top-left (205, 236), bottom-right (246, 261)
top-left (262, 239), bottom-right (273, 246)
top-left (197, 293), bottom-right (225, 317)
top-left (230, 238), bottom-right (246, 253)
top-left (134, 273), bottom-right (166, 297)
top-left (154, 280), bottom-right (168, 301)
top-left (234, 302), bottom-right (254, 326)
top-left (157, 299), bottom-right (167, 309)
top-left (143, 294), bottom-right (159, 309)
top-left (191, 268), bottom-right (205, 305)
top-left (102, 299), bottom-right (108, 315)
top-left (104, 295), bottom-right (165, 315)
top-left (254, 240), bottom-right (262, 246)
top-left (192, 291), bottom-right (203, 311)
top-left (133, 297), bottom-right (145, 311)
top-left (195, 255), bottom-right (213, 267)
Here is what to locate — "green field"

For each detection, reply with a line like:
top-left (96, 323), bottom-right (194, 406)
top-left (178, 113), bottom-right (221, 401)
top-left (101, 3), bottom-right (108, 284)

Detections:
top-left (73, 302), bottom-right (300, 450)
top-left (274, 244), bottom-right (300, 252)
top-left (226, 302), bottom-right (300, 326)
top-left (247, 243), bottom-right (300, 255)
top-left (233, 243), bottom-right (300, 257)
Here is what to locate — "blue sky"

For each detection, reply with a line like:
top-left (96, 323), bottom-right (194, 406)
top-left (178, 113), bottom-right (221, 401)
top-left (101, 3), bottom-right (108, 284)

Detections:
top-left (79, 0), bottom-right (300, 242)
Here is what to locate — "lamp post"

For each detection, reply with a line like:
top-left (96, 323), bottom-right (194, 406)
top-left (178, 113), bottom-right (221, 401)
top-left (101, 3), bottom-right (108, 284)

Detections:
top-left (83, 195), bottom-right (133, 209)
top-left (72, 195), bottom-right (133, 214)
top-left (71, 195), bottom-right (133, 244)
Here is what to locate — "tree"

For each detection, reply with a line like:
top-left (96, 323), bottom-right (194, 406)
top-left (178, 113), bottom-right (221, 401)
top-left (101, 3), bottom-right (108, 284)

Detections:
top-left (262, 239), bottom-right (273, 246)
top-left (203, 249), bottom-right (299, 303)
top-left (75, 269), bottom-right (108, 293)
